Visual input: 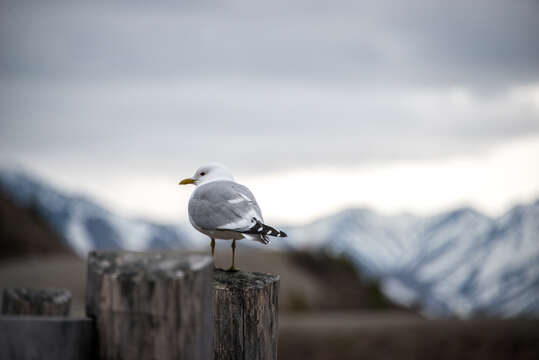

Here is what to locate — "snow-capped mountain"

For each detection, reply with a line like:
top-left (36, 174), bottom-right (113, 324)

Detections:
top-left (285, 204), bottom-right (539, 317)
top-left (1, 168), bottom-right (538, 318)
top-left (0, 169), bottom-right (194, 255)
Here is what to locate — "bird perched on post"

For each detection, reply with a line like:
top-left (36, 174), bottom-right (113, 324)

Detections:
top-left (179, 163), bottom-right (287, 271)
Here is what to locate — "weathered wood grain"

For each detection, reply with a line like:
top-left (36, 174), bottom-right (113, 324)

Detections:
top-left (213, 269), bottom-right (279, 360)
top-left (1, 288), bottom-right (71, 316)
top-left (86, 251), bottom-right (214, 360)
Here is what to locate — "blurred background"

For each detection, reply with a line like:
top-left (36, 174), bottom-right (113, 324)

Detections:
top-left (1, 0), bottom-right (538, 359)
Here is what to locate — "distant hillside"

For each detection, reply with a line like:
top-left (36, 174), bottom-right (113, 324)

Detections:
top-left (0, 189), bottom-right (73, 259)
top-left (284, 202), bottom-right (539, 317)
top-left (287, 250), bottom-right (409, 312)
top-left (0, 169), bottom-right (194, 256)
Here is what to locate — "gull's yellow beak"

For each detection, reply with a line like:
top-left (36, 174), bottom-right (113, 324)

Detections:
top-left (179, 178), bottom-right (195, 185)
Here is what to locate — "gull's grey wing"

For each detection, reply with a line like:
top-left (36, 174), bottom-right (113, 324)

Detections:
top-left (188, 180), bottom-right (263, 232)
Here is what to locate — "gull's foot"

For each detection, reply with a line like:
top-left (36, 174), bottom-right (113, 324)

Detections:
top-left (226, 266), bottom-right (239, 273)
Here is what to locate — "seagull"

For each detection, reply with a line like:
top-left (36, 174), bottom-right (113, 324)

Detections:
top-left (179, 163), bottom-right (287, 271)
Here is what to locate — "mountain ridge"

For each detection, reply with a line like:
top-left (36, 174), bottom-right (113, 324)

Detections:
top-left (285, 199), bottom-right (539, 317)
top-left (0, 168), bottom-right (194, 255)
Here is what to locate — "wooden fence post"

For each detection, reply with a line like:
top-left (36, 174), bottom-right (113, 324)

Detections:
top-left (0, 288), bottom-right (93, 360)
top-left (213, 269), bottom-right (279, 360)
top-left (0, 317), bottom-right (96, 360)
top-left (86, 251), bottom-right (214, 360)
top-left (2, 288), bottom-right (71, 316)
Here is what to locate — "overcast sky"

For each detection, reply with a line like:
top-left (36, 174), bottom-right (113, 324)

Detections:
top-left (1, 0), bottom-right (538, 224)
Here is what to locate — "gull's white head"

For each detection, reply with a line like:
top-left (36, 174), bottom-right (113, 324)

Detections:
top-left (179, 163), bottom-right (234, 186)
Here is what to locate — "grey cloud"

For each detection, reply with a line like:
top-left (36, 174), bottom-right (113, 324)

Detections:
top-left (1, 0), bottom-right (538, 89)
top-left (0, 0), bottom-right (538, 175)
top-left (1, 81), bottom-right (537, 174)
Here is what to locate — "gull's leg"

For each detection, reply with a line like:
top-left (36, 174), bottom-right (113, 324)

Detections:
top-left (226, 239), bottom-right (238, 272)
top-left (210, 238), bottom-right (215, 257)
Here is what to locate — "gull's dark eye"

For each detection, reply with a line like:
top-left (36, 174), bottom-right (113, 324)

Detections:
top-left (200, 172), bottom-right (206, 176)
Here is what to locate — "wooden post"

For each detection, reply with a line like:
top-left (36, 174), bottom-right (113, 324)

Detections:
top-left (213, 269), bottom-right (279, 360)
top-left (86, 251), bottom-right (214, 360)
top-left (1, 288), bottom-right (71, 316)
top-left (0, 317), bottom-right (96, 360)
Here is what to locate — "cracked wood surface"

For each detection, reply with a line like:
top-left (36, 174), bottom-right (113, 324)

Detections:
top-left (86, 251), bottom-right (213, 360)
top-left (213, 269), bottom-right (279, 360)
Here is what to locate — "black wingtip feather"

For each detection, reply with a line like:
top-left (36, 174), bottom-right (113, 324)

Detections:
top-left (244, 218), bottom-right (287, 238)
